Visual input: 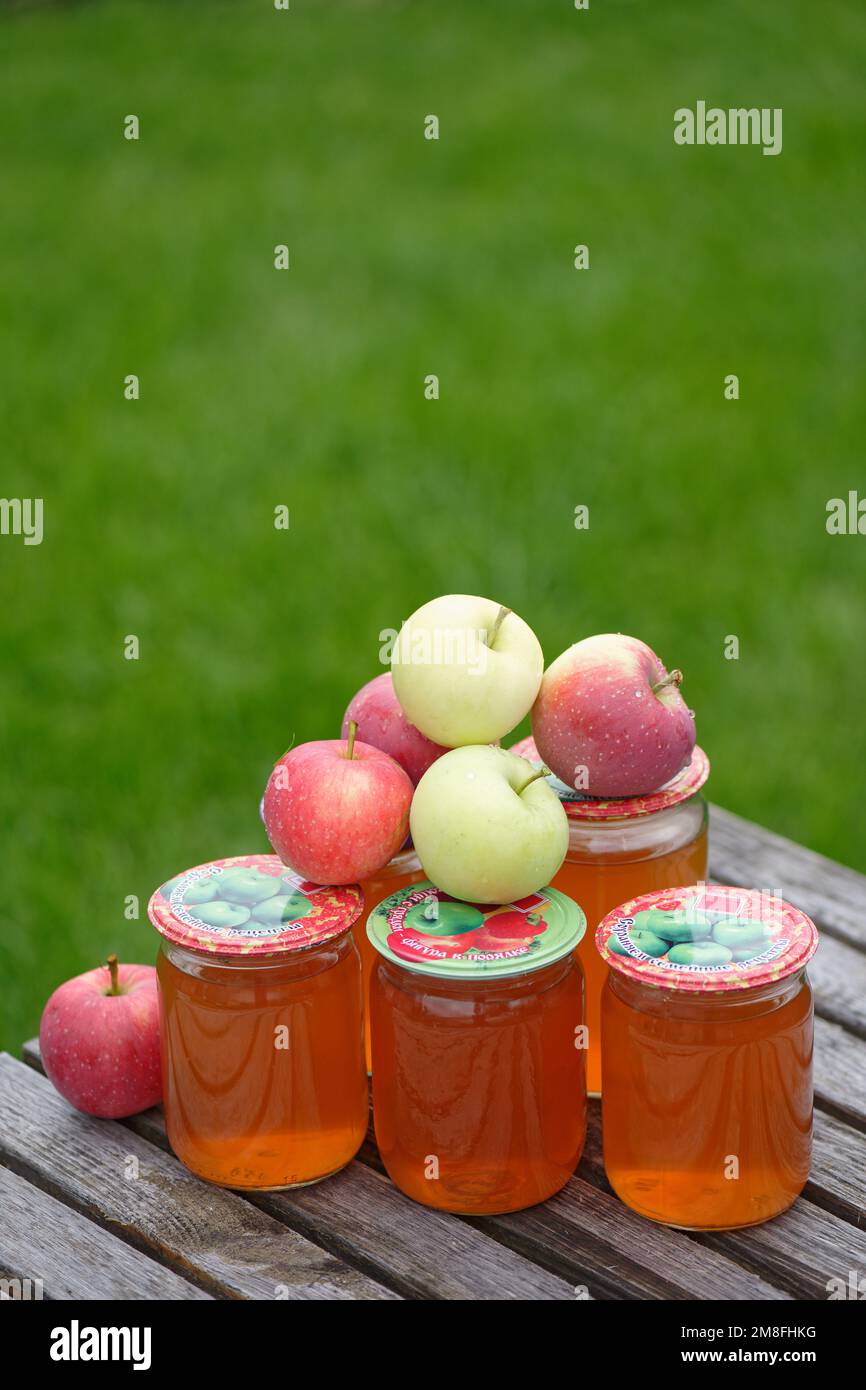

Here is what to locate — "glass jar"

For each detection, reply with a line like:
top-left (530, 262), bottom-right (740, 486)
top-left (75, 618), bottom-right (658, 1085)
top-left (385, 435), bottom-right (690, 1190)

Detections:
top-left (367, 880), bottom-right (587, 1215)
top-left (355, 846), bottom-right (424, 1072)
top-left (596, 884), bottom-right (817, 1230)
top-left (148, 854), bottom-right (368, 1191)
top-left (511, 736), bottom-right (709, 1095)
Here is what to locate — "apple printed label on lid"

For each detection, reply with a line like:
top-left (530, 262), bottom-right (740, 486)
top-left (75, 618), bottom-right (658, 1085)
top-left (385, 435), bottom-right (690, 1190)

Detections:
top-left (596, 885), bottom-right (818, 993)
top-left (148, 854), bottom-right (363, 958)
top-left (366, 880), bottom-right (585, 980)
top-left (510, 736), bottom-right (710, 820)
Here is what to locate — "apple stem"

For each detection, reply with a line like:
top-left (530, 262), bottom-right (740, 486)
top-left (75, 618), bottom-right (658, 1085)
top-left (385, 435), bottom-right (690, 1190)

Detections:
top-left (487, 605), bottom-right (511, 648)
top-left (106, 954), bottom-right (121, 996)
top-left (345, 719), bottom-right (358, 760)
top-left (651, 669), bottom-right (683, 696)
top-left (514, 766), bottom-right (551, 796)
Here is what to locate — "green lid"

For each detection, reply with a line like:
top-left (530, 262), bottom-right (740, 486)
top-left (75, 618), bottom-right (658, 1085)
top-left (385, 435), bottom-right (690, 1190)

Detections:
top-left (366, 879), bottom-right (585, 980)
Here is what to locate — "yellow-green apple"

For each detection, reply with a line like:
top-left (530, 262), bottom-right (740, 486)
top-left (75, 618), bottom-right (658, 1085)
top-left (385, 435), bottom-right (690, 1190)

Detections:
top-left (409, 745), bottom-right (568, 903)
top-left (263, 722), bottom-right (413, 884)
top-left (532, 634), bottom-right (696, 797)
top-left (341, 672), bottom-right (449, 785)
top-left (39, 956), bottom-right (161, 1118)
top-left (391, 594), bottom-right (544, 746)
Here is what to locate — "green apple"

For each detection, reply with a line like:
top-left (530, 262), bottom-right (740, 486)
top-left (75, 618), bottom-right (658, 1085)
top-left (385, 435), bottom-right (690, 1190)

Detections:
top-left (667, 941), bottom-right (733, 967)
top-left (215, 868), bottom-right (281, 905)
top-left (410, 745), bottom-right (568, 904)
top-left (403, 900), bottom-right (485, 937)
top-left (391, 594), bottom-right (544, 746)
top-left (607, 928), bottom-right (668, 957)
top-left (250, 892), bottom-right (312, 927)
top-left (184, 878), bottom-right (220, 905)
top-left (711, 919), bottom-right (772, 950)
top-left (632, 908), bottom-right (712, 944)
top-left (193, 901), bottom-right (251, 930)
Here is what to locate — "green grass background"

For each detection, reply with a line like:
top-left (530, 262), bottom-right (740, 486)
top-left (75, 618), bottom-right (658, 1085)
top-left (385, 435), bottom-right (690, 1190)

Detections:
top-left (1, 0), bottom-right (864, 1050)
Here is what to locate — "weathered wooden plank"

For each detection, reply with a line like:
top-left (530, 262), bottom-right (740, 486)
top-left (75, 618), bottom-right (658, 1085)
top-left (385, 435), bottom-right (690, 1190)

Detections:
top-left (806, 932), bottom-right (866, 1037)
top-left (20, 1041), bottom-right (572, 1301)
top-left (709, 804), bottom-right (866, 950)
top-left (700, 1198), bottom-right (866, 1300)
top-left (257, 1163), bottom-right (580, 1301)
top-left (482, 1172), bottom-right (791, 1301)
top-left (814, 1016), bottom-right (866, 1129)
top-left (808, 1112), bottom-right (866, 1226)
top-left (577, 1107), bottom-right (866, 1297)
top-left (579, 1099), bottom-right (865, 1237)
top-left (0, 1163), bottom-right (212, 1301)
top-left (0, 1054), bottom-right (398, 1301)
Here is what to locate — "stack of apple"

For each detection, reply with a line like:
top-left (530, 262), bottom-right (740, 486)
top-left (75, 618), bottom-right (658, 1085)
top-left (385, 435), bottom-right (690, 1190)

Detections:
top-left (38, 592), bottom-right (695, 1120)
top-left (263, 595), bottom-right (696, 905)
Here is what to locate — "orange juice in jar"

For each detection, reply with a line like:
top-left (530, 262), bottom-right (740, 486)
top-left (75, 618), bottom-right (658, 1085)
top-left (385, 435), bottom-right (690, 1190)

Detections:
top-left (511, 737), bottom-right (709, 1095)
top-left (368, 880), bottom-right (587, 1215)
top-left (148, 854), bottom-right (368, 1191)
top-left (597, 885), bottom-right (817, 1230)
top-left (355, 846), bottom-right (424, 1072)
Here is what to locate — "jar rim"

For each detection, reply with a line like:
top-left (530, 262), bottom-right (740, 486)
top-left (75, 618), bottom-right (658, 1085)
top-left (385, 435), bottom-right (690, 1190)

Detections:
top-left (367, 880), bottom-right (585, 980)
top-left (148, 854), bottom-right (363, 959)
top-left (596, 884), bottom-right (818, 994)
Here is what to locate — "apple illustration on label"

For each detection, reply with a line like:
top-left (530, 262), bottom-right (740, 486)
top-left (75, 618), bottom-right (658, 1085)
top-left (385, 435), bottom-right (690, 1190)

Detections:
top-left (193, 901), bottom-right (251, 930)
top-left (263, 721), bottom-right (413, 884)
top-left (184, 877), bottom-right (219, 905)
top-left (667, 941), bottom-right (733, 967)
top-left (410, 745), bottom-right (568, 904)
top-left (39, 956), bottom-right (162, 1118)
top-left (711, 919), bottom-right (772, 950)
top-left (342, 673), bottom-right (449, 785)
top-left (469, 909), bottom-right (547, 953)
top-left (403, 899), bottom-right (485, 937)
top-left (391, 594), bottom-right (544, 746)
top-left (609, 927), bottom-right (669, 958)
top-left (250, 891), bottom-right (312, 926)
top-left (532, 633), bottom-right (696, 797)
top-left (631, 907), bottom-right (711, 944)
top-left (216, 867), bottom-right (281, 905)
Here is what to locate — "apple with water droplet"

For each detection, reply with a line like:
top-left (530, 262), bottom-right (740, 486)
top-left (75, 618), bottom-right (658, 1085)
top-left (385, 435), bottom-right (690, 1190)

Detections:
top-left (532, 633), bottom-right (696, 797)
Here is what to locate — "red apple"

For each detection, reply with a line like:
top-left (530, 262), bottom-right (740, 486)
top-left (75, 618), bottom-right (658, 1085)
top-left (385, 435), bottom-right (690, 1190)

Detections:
top-left (532, 634), bottom-right (696, 797)
top-left (341, 673), bottom-right (449, 785)
top-left (39, 956), bottom-right (161, 1118)
top-left (481, 910), bottom-right (547, 943)
top-left (263, 721), bottom-right (413, 884)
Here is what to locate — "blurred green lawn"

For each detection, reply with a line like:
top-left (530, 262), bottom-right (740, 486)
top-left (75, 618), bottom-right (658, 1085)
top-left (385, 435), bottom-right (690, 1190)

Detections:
top-left (1, 0), bottom-right (864, 1050)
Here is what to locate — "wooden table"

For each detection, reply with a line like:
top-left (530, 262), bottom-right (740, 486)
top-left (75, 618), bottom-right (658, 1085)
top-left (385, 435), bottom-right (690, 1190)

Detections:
top-left (2, 806), bottom-right (865, 1301)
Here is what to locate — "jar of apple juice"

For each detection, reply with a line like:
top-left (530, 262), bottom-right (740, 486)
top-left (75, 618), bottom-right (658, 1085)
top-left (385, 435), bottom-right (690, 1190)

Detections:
top-left (148, 854), bottom-right (368, 1190)
top-left (367, 880), bottom-right (587, 1215)
top-left (511, 736), bottom-right (710, 1095)
top-left (597, 884), bottom-right (817, 1230)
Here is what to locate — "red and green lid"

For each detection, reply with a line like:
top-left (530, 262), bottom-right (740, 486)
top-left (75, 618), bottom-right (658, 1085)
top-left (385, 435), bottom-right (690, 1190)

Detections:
top-left (366, 879), bottom-right (585, 980)
top-left (510, 735), bottom-right (709, 821)
top-left (596, 884), bottom-right (818, 993)
top-left (148, 853), bottom-right (362, 958)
